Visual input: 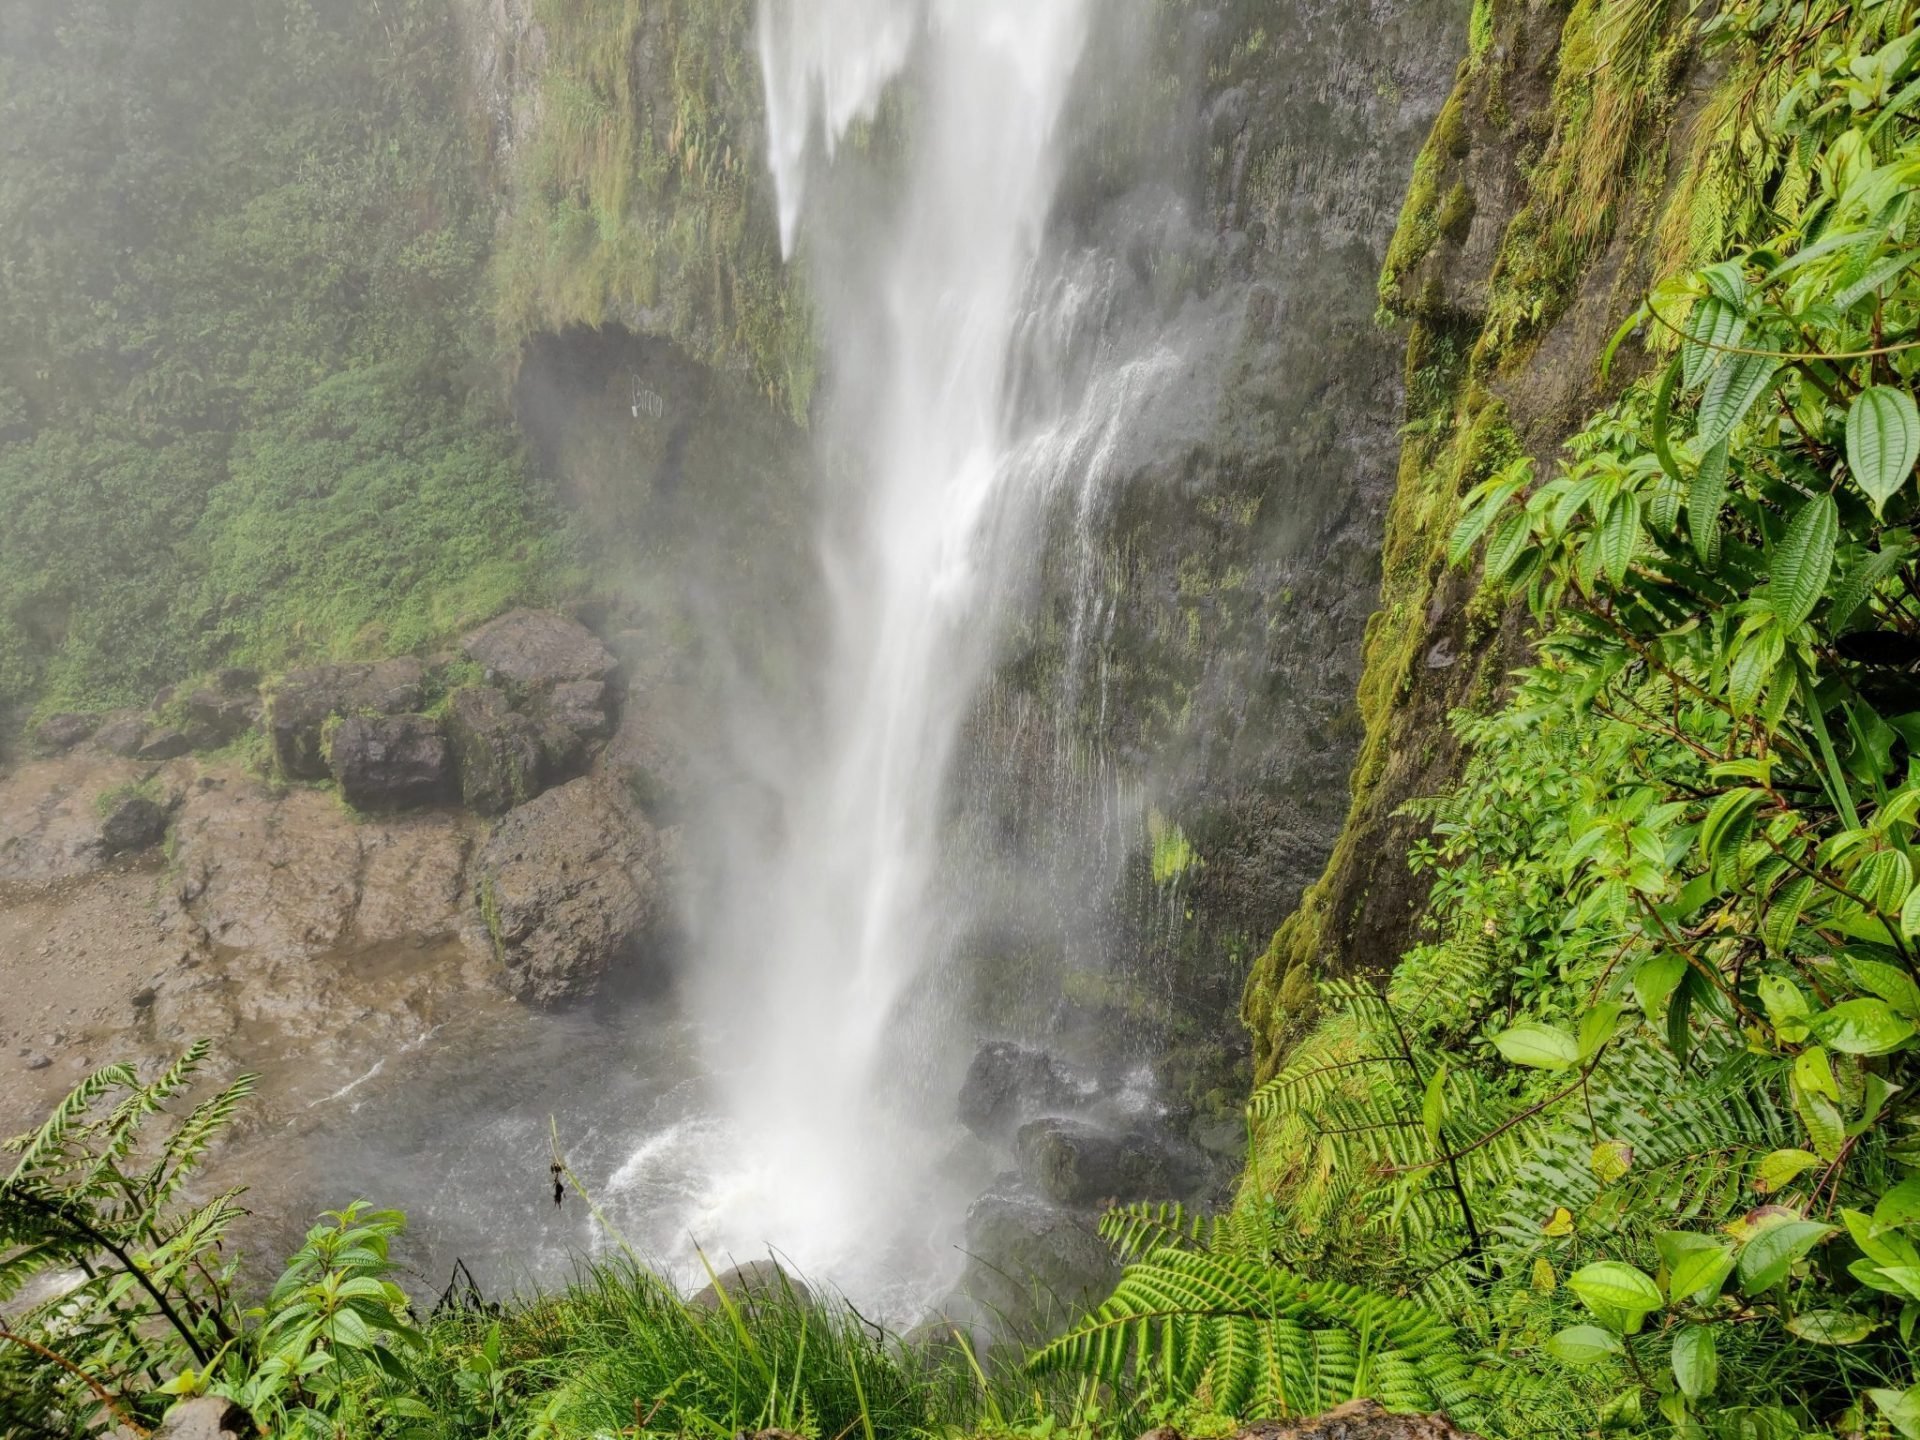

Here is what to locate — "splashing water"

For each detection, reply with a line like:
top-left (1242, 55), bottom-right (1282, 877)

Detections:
top-left (611, 0), bottom-right (1109, 1321)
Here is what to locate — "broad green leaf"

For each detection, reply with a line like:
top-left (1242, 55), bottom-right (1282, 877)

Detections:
top-left (1763, 873), bottom-right (1815, 955)
top-left (1597, 490), bottom-right (1642, 585)
top-left (1688, 440), bottom-right (1731, 566)
top-left (1833, 250), bottom-right (1920, 311)
top-left (1847, 956), bottom-right (1920, 1018)
top-left (1787, 1310), bottom-right (1878, 1345)
top-left (1491, 1022), bottom-right (1580, 1071)
top-left (1546, 1324), bottom-right (1623, 1364)
top-left (1795, 1044), bottom-right (1840, 1101)
top-left (1591, 1140), bottom-right (1634, 1185)
top-left (1670, 1324), bottom-right (1717, 1399)
top-left (1768, 493), bottom-right (1838, 630)
top-left (1754, 1149), bottom-right (1820, 1194)
top-left (1682, 298), bottom-right (1747, 388)
top-left (1577, 1001), bottom-right (1627, 1061)
top-left (1728, 623), bottom-right (1785, 716)
top-left (1848, 386), bottom-right (1920, 514)
top-left (1737, 1219), bottom-right (1833, 1292)
top-left (1871, 1386), bottom-right (1920, 1440)
top-left (1633, 951), bottom-right (1688, 1019)
top-left (1759, 974), bottom-right (1811, 1042)
top-left (1697, 350), bottom-right (1780, 450)
top-left (1829, 543), bottom-right (1911, 633)
top-left (1569, 1260), bottom-right (1664, 1316)
top-left (1658, 1231), bottom-right (1737, 1302)
top-left (1811, 997), bottom-right (1916, 1055)
top-left (1700, 788), bottom-right (1767, 871)
top-left (1484, 508), bottom-right (1534, 582)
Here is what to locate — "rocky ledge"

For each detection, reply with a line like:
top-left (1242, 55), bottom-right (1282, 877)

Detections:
top-left (2, 608), bottom-right (684, 1124)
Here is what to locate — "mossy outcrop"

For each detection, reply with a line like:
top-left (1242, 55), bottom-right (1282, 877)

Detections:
top-left (1242, 0), bottom-right (1741, 1077)
top-left (456, 0), bottom-right (814, 421)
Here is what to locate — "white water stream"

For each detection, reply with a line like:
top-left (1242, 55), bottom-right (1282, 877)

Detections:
top-left (605, 0), bottom-right (1112, 1319)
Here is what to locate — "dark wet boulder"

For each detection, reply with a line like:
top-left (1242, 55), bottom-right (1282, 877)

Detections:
top-left (473, 777), bottom-right (664, 1007)
top-left (948, 1182), bottom-right (1118, 1339)
top-left (957, 1041), bottom-right (1078, 1142)
top-left (1015, 1118), bottom-right (1180, 1207)
top-left (265, 658), bottom-right (426, 779)
top-left (134, 728), bottom-right (193, 762)
top-left (447, 686), bottom-right (543, 816)
top-left (326, 714), bottom-right (450, 810)
top-left (34, 713), bottom-right (96, 752)
top-left (93, 713), bottom-right (148, 757)
top-left (688, 1259), bottom-right (813, 1314)
top-left (462, 609), bottom-right (617, 694)
top-left (181, 688), bottom-right (257, 750)
top-left (99, 792), bottom-right (170, 855)
top-left (533, 678), bottom-right (615, 777)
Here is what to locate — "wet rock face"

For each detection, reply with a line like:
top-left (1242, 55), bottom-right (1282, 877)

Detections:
top-left (98, 792), bottom-right (170, 856)
top-left (687, 1259), bottom-right (813, 1314)
top-left (957, 1041), bottom-right (1079, 1142)
top-left (462, 609), bottom-right (618, 694)
top-left (951, 1182), bottom-right (1119, 1340)
top-left (1015, 1117), bottom-right (1184, 1207)
top-left (266, 658), bottom-right (426, 779)
top-left (181, 684), bottom-right (258, 750)
top-left (447, 686), bottom-right (543, 816)
top-left (327, 714), bottom-right (452, 811)
top-left (34, 713), bottom-right (96, 752)
top-left (93, 713), bottom-right (149, 758)
top-left (474, 777), bottom-right (664, 1007)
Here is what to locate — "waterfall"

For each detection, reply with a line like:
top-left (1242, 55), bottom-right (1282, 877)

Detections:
top-left (602, 0), bottom-right (1107, 1318)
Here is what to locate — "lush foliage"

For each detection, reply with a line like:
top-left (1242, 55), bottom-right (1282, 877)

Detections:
top-left (1, 1049), bottom-right (1121, 1440)
top-left (1078, 0), bottom-right (1920, 1434)
top-left (0, 0), bottom-right (563, 715)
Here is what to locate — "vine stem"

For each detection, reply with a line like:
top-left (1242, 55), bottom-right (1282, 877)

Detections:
top-left (1644, 295), bottom-right (1920, 363)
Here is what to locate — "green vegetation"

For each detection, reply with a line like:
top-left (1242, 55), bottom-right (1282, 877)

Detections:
top-left (0, 0), bottom-right (564, 717)
top-left (493, 0), bottom-right (815, 420)
top-left (1, 1046), bottom-right (1155, 1439)
top-left (1217, 0), bottom-right (1920, 1434)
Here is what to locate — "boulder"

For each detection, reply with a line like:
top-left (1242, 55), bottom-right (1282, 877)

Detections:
top-left (181, 688), bottom-right (257, 749)
top-left (474, 777), bottom-right (663, 1006)
top-left (99, 793), bottom-right (169, 855)
top-left (533, 678), bottom-right (615, 777)
top-left (1016, 1118), bottom-right (1179, 1207)
top-left (151, 1396), bottom-right (255, 1440)
top-left (34, 713), bottom-right (96, 752)
top-left (134, 728), bottom-right (193, 762)
top-left (326, 714), bottom-right (450, 811)
top-left (957, 1041), bottom-right (1079, 1142)
top-left (265, 658), bottom-right (425, 779)
top-left (1142, 1401), bottom-right (1481, 1440)
top-left (950, 1182), bottom-right (1118, 1339)
top-left (447, 686), bottom-right (543, 816)
top-left (688, 1259), bottom-right (813, 1313)
top-left (462, 609), bottom-right (617, 693)
top-left (93, 713), bottom-right (148, 757)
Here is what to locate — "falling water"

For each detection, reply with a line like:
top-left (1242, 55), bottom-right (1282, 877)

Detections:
top-left (601, 0), bottom-right (1115, 1318)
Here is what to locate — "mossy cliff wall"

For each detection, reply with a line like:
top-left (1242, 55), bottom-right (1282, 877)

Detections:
top-left (455, 0), bottom-right (812, 421)
top-left (1241, 0), bottom-right (1766, 1077)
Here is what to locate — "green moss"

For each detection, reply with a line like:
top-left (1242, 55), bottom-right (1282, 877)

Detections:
top-left (1148, 809), bottom-right (1202, 886)
top-left (477, 874), bottom-right (506, 966)
top-left (492, 0), bottom-right (816, 422)
top-left (94, 776), bottom-right (164, 820)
